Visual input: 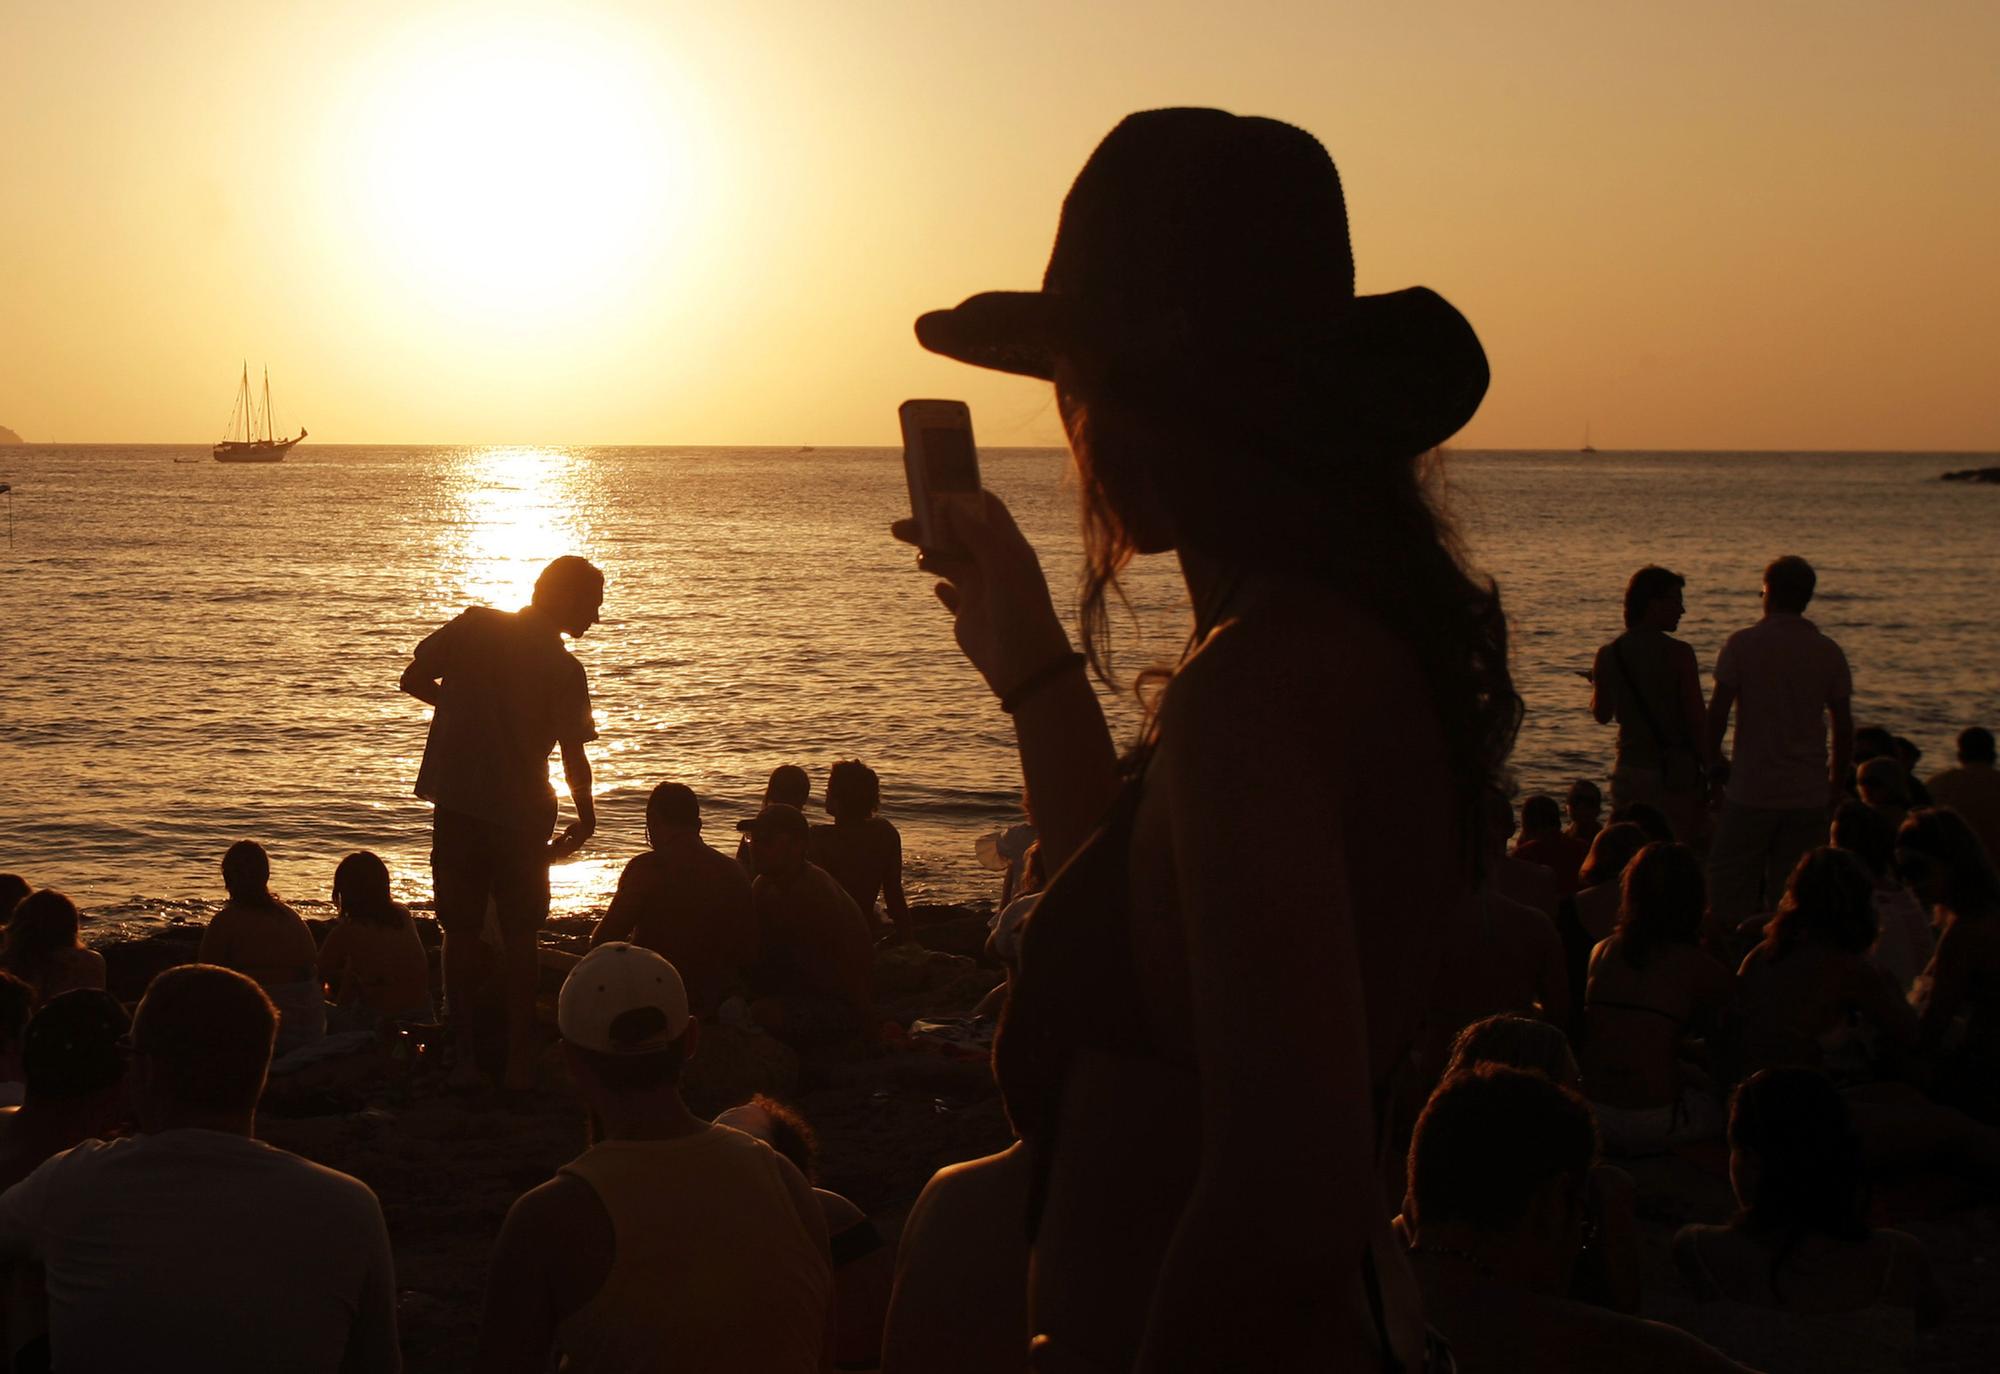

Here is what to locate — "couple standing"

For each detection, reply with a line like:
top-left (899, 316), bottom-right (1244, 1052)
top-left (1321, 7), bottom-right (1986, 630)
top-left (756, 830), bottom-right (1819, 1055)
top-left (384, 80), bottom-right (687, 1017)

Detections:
top-left (1592, 554), bottom-right (1853, 921)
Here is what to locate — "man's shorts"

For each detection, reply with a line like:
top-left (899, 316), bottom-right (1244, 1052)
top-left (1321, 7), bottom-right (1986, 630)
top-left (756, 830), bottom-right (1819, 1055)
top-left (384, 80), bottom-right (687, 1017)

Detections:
top-left (431, 808), bottom-right (550, 935)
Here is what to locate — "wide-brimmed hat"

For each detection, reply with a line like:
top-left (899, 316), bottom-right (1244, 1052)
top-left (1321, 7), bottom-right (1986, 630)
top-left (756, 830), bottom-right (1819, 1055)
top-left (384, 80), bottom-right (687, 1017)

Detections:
top-left (915, 107), bottom-right (1488, 460)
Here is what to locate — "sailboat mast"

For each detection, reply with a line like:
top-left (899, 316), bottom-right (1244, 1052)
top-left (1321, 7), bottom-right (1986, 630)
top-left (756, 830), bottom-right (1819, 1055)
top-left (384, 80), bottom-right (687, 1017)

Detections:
top-left (263, 367), bottom-right (273, 443)
top-left (240, 363), bottom-right (250, 442)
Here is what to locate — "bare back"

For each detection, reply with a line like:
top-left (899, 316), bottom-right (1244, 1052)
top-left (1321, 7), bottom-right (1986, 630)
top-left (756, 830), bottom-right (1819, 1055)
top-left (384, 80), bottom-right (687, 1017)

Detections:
top-left (1581, 936), bottom-right (1730, 1108)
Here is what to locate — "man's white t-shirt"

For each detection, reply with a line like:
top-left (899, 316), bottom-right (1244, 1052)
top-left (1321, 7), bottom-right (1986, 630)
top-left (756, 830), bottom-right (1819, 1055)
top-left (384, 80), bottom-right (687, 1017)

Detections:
top-left (1714, 613), bottom-right (1852, 810)
top-left (0, 1129), bottom-right (400, 1373)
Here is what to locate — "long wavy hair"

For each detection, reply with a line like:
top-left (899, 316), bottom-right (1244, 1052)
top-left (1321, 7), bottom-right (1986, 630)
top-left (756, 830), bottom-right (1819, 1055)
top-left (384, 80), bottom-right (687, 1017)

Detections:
top-left (3, 889), bottom-right (83, 991)
top-left (1763, 847), bottom-right (1877, 958)
top-left (1055, 360), bottom-right (1520, 871)
top-left (1613, 842), bottom-right (1706, 970)
top-left (1730, 1068), bottom-right (1871, 1302)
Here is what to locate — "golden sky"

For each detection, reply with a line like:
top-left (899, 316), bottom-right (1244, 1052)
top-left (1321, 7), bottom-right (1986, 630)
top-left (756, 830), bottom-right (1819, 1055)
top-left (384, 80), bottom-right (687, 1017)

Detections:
top-left (2, 0), bottom-right (1996, 449)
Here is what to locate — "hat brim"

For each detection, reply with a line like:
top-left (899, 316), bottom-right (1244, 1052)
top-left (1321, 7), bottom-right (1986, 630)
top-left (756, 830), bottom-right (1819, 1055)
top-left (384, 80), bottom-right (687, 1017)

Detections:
top-left (914, 285), bottom-right (1489, 456)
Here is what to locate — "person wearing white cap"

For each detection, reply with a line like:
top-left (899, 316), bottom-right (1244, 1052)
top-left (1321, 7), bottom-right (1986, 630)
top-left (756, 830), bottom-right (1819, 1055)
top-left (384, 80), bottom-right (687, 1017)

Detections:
top-left (475, 944), bottom-right (833, 1373)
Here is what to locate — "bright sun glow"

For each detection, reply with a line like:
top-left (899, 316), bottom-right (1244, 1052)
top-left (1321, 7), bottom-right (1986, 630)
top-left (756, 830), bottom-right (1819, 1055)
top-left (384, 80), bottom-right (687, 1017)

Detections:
top-left (343, 15), bottom-right (688, 322)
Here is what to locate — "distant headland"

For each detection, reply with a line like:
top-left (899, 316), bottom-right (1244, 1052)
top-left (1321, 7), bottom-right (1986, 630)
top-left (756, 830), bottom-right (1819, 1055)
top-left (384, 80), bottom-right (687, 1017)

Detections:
top-left (0, 425), bottom-right (23, 444)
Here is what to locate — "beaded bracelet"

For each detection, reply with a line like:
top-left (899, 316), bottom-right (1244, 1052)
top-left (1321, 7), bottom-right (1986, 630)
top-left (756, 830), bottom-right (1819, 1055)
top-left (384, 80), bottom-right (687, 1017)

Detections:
top-left (999, 651), bottom-right (1087, 715)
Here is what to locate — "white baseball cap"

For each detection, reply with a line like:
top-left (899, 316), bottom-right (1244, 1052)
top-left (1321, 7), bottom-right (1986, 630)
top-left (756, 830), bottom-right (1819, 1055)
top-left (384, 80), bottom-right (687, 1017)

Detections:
top-left (557, 943), bottom-right (690, 1054)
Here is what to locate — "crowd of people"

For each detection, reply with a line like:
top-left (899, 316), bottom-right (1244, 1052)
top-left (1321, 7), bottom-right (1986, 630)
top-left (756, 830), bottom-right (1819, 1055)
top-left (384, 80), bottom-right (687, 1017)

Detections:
top-left (5, 106), bottom-right (2000, 1370)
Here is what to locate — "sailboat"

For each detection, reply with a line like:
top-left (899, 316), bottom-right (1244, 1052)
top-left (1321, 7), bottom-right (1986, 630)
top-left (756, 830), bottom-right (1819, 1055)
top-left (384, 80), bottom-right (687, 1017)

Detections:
top-left (213, 363), bottom-right (306, 463)
top-left (1580, 421), bottom-right (1598, 455)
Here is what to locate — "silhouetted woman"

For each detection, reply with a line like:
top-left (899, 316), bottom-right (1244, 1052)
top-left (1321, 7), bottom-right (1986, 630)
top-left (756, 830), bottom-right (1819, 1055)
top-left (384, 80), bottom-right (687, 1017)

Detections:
top-left (897, 108), bottom-right (1514, 1367)
top-left (198, 840), bottom-right (323, 1056)
top-left (1900, 807), bottom-right (2000, 1117)
top-left (318, 851), bottom-right (433, 1028)
top-left (1673, 1068), bottom-right (1944, 1370)
top-left (1580, 842), bottom-right (1732, 1153)
top-left (810, 759), bottom-right (911, 943)
top-left (0, 890), bottom-right (105, 1003)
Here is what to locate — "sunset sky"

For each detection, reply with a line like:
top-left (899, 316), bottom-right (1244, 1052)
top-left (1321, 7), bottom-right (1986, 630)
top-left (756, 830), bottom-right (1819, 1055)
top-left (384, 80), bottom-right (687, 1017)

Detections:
top-left (2, 0), bottom-right (1995, 449)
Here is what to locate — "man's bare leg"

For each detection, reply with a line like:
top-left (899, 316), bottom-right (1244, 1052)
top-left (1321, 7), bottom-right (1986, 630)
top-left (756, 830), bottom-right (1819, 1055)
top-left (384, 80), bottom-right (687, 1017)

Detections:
top-left (501, 927), bottom-right (542, 1091)
top-left (443, 930), bottom-right (489, 1087)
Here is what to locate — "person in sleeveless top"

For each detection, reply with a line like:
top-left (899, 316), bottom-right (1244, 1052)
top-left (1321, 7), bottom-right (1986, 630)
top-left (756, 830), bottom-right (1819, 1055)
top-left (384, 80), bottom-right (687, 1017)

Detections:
top-left (476, 944), bottom-right (832, 1373)
top-left (0, 892), bottom-right (104, 1007)
top-left (809, 759), bottom-right (912, 944)
top-left (1591, 565), bottom-right (1709, 844)
top-left (896, 108), bottom-right (1517, 1369)
top-left (1672, 1069), bottom-right (1943, 1373)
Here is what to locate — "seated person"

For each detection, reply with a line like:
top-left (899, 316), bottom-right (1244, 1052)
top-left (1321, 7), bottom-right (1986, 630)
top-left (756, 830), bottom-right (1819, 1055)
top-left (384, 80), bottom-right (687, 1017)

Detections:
top-left (1579, 843), bottom-right (1733, 1154)
top-left (1420, 886), bottom-right (1570, 1090)
top-left (1514, 794), bottom-right (1589, 895)
top-left (717, 1095), bottom-right (891, 1372)
top-left (1608, 801), bottom-right (1676, 844)
top-left (1672, 1068), bottom-right (1945, 1373)
top-left (743, 805), bottom-right (875, 1047)
top-left (0, 892), bottom-right (105, 1003)
top-left (1565, 779), bottom-right (1604, 849)
top-left (0, 973), bottom-right (30, 1107)
top-left (0, 965), bottom-right (400, 1371)
top-left (1405, 1065), bottom-right (1750, 1372)
top-left (883, 1140), bottom-right (1030, 1374)
top-left (1830, 801), bottom-right (1932, 993)
top-left (1926, 726), bottom-right (2000, 864)
top-left (1422, 1015), bottom-right (1640, 1315)
top-left (0, 990), bottom-right (132, 1373)
top-left (476, 945), bottom-right (832, 1374)
top-left (1855, 757), bottom-right (1911, 835)
top-left (1735, 848), bottom-right (1918, 1082)
top-left (0, 876), bottom-right (28, 923)
top-left (591, 783), bottom-right (755, 1019)
top-left (809, 760), bottom-right (912, 944)
top-left (1485, 793), bottom-right (1559, 917)
top-left (736, 764), bottom-right (811, 874)
top-left (199, 840), bottom-right (323, 1056)
top-left (1900, 808), bottom-right (2000, 1115)
top-left (1557, 822), bottom-right (1651, 1020)
top-left (318, 851), bottom-right (433, 1028)
top-left (0, 990), bottom-right (131, 1192)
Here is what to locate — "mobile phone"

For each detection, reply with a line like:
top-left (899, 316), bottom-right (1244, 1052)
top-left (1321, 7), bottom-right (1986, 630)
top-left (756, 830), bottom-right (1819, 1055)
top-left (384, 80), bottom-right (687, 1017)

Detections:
top-left (899, 399), bottom-right (982, 552)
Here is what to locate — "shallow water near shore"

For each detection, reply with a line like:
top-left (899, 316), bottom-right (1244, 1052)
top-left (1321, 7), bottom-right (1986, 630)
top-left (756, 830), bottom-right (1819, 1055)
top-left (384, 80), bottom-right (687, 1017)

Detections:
top-left (3, 444), bottom-right (1995, 938)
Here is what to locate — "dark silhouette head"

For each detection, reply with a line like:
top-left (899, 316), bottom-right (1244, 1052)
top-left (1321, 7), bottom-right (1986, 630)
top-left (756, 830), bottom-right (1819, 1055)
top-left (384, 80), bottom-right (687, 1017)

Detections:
top-left (332, 851), bottom-right (408, 929)
top-left (745, 804), bottom-right (811, 880)
top-left (130, 964), bottom-right (276, 1123)
top-left (646, 783), bottom-right (702, 845)
top-left (1441, 1014), bottom-right (1581, 1088)
top-left (1851, 725), bottom-right (1897, 764)
top-left (23, 988), bottom-right (129, 1105)
top-left (0, 971), bottom-right (31, 1063)
top-left (1830, 799), bottom-right (1896, 880)
top-left (915, 107), bottom-right (1517, 880)
top-left (1578, 822), bottom-right (1650, 890)
top-left (716, 1094), bottom-right (821, 1183)
top-left (1762, 555), bottom-right (1816, 615)
top-left (1765, 847), bottom-right (1877, 957)
top-left (3, 890), bottom-right (84, 989)
top-left (1519, 794), bottom-right (1562, 838)
top-left (761, 765), bottom-right (811, 809)
top-left (1408, 1065), bottom-right (1596, 1245)
top-left (1896, 808), bottom-right (2000, 918)
top-left (1856, 756), bottom-right (1909, 810)
top-left (1565, 779), bottom-right (1602, 828)
top-left (0, 874), bottom-right (29, 922)
top-left (1607, 800), bottom-right (1675, 844)
top-left (1622, 565), bottom-right (1686, 631)
top-left (824, 760), bottom-right (882, 823)
top-left (1960, 726), bottom-right (1997, 766)
top-left (221, 840), bottom-right (279, 908)
top-left (532, 556), bottom-right (605, 638)
top-left (1729, 1068), bottom-right (1870, 1300)
top-left (1614, 842), bottom-right (1706, 969)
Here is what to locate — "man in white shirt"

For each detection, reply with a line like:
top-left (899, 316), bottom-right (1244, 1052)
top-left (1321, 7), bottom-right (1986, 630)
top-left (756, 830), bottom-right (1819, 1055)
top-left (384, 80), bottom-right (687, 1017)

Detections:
top-left (0, 964), bottom-right (401, 1373)
top-left (1705, 556), bottom-right (1854, 922)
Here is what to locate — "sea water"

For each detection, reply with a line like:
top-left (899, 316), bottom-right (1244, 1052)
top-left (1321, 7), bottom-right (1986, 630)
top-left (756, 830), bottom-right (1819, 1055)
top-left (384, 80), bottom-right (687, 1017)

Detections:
top-left (2, 445), bottom-right (1994, 936)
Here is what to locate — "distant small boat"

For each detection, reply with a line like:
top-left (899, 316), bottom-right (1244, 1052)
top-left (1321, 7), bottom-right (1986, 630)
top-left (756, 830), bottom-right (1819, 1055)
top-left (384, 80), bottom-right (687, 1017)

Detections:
top-left (1580, 421), bottom-right (1597, 455)
top-left (214, 363), bottom-right (306, 463)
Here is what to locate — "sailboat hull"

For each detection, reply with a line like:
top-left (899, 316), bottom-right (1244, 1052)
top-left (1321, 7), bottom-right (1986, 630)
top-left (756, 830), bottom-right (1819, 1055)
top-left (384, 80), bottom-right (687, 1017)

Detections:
top-left (213, 435), bottom-right (303, 463)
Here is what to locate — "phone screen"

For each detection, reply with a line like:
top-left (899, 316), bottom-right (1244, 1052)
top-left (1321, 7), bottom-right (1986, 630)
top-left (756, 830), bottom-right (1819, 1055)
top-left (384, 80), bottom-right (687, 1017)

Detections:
top-left (922, 426), bottom-right (979, 492)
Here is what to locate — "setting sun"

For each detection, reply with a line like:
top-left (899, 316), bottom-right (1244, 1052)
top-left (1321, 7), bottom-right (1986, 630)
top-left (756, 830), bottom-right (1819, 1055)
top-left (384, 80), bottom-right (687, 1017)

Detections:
top-left (336, 13), bottom-right (694, 324)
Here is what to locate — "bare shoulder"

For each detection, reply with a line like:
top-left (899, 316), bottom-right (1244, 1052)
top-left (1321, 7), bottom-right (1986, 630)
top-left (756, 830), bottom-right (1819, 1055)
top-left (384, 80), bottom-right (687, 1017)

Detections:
top-left (505, 1173), bottom-right (604, 1251)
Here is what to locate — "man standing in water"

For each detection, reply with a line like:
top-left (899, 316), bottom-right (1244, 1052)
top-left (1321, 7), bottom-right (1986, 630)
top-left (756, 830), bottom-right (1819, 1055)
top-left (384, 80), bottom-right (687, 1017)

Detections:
top-left (401, 556), bottom-right (604, 1089)
top-left (1705, 555), bottom-right (1852, 923)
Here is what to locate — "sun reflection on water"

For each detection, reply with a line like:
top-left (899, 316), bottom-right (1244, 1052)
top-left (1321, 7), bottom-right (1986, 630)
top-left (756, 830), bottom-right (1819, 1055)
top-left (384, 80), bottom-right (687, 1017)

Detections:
top-left (445, 446), bottom-right (595, 613)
